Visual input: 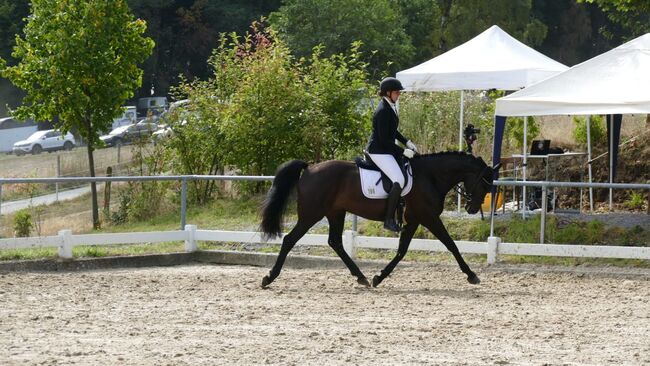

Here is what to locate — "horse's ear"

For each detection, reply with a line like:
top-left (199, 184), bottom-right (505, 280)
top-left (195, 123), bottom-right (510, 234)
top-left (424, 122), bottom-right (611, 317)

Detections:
top-left (492, 163), bottom-right (502, 171)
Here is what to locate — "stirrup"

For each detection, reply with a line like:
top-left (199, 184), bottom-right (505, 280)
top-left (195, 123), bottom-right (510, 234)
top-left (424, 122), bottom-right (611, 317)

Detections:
top-left (383, 219), bottom-right (401, 233)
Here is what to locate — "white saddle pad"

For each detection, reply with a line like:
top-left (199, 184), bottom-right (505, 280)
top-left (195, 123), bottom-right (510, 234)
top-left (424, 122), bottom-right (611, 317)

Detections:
top-left (359, 164), bottom-right (413, 199)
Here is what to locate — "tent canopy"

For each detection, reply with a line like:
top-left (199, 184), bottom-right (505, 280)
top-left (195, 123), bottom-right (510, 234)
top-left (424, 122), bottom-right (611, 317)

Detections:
top-left (496, 33), bottom-right (650, 116)
top-left (396, 25), bottom-right (568, 92)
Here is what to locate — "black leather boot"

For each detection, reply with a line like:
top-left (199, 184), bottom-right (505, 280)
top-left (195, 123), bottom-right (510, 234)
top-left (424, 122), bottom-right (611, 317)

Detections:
top-left (383, 182), bottom-right (402, 232)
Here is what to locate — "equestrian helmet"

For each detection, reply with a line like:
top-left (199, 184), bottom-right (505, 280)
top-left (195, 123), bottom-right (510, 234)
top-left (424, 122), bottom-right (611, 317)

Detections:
top-left (379, 77), bottom-right (405, 94)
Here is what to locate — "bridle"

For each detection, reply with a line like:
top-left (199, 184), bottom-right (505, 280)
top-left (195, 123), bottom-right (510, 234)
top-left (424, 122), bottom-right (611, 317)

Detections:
top-left (453, 165), bottom-right (493, 205)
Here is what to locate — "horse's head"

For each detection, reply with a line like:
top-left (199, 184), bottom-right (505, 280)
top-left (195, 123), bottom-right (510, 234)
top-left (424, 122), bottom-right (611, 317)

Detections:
top-left (461, 159), bottom-right (500, 214)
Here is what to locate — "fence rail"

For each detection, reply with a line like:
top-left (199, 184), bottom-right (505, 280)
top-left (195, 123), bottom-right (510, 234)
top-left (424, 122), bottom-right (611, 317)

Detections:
top-left (0, 175), bottom-right (649, 263)
top-left (1, 226), bottom-right (649, 263)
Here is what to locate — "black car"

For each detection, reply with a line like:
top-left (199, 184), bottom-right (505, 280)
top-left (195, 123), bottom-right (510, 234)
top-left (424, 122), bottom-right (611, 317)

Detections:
top-left (99, 122), bottom-right (158, 147)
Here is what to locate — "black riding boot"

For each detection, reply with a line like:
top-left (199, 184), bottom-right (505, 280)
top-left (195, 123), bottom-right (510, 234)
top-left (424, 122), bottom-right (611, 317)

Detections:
top-left (383, 182), bottom-right (402, 232)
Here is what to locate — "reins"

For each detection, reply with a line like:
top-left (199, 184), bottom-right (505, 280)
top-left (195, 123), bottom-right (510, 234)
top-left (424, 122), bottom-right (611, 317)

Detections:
top-left (453, 164), bottom-right (493, 204)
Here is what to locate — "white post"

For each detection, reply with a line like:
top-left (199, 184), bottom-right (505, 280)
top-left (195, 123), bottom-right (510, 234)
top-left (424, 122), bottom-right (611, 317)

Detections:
top-left (487, 236), bottom-right (500, 264)
top-left (457, 90), bottom-right (465, 214)
top-left (58, 229), bottom-right (73, 258)
top-left (522, 116), bottom-right (528, 218)
top-left (609, 115), bottom-right (614, 211)
top-left (343, 230), bottom-right (357, 259)
top-left (586, 116), bottom-right (594, 212)
top-left (55, 154), bottom-right (61, 202)
top-left (184, 224), bottom-right (197, 252)
top-left (540, 186), bottom-right (547, 244)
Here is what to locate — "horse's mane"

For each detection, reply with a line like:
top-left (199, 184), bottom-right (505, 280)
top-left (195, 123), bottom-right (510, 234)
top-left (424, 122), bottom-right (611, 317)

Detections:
top-left (413, 151), bottom-right (488, 168)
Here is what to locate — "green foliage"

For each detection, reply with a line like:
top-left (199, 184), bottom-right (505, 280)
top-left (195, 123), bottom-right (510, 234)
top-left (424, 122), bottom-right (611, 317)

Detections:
top-left (1, 0), bottom-right (154, 144)
top-left (507, 116), bottom-right (540, 149)
top-left (579, 0), bottom-right (650, 38)
top-left (573, 115), bottom-right (606, 148)
top-left (110, 144), bottom-right (173, 224)
top-left (398, 90), bottom-right (496, 158)
top-left (624, 191), bottom-right (646, 211)
top-left (0, 0), bottom-right (154, 228)
top-left (168, 22), bottom-right (372, 195)
top-left (298, 43), bottom-right (373, 161)
top-left (13, 209), bottom-right (32, 237)
top-left (430, 0), bottom-right (548, 53)
top-left (269, 0), bottom-right (414, 76)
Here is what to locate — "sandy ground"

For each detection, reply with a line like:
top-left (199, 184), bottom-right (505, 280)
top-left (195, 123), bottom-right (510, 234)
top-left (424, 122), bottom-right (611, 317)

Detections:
top-left (0, 263), bottom-right (648, 366)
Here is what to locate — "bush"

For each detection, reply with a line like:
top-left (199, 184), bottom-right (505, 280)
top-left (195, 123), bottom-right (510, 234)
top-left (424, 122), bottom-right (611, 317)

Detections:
top-left (573, 115), bottom-right (606, 148)
top-left (624, 191), bottom-right (646, 211)
top-left (13, 209), bottom-right (33, 237)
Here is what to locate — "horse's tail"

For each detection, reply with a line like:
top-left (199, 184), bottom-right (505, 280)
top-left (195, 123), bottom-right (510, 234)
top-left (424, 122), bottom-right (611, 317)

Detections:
top-left (260, 159), bottom-right (309, 240)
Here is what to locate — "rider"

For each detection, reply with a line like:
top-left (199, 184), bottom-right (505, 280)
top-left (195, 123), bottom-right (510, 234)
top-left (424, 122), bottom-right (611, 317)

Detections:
top-left (366, 77), bottom-right (418, 232)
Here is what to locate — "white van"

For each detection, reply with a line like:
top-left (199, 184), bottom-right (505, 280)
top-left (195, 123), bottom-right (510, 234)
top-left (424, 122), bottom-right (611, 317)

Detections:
top-left (0, 117), bottom-right (39, 154)
top-left (112, 106), bottom-right (137, 129)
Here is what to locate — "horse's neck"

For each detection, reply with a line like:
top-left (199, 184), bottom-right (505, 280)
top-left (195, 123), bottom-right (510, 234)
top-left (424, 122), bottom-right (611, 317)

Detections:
top-left (416, 157), bottom-right (472, 193)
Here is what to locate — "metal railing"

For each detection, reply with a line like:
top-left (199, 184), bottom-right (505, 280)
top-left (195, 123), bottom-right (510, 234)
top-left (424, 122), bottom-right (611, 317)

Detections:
top-left (0, 175), bottom-right (273, 229)
top-left (490, 180), bottom-right (650, 243)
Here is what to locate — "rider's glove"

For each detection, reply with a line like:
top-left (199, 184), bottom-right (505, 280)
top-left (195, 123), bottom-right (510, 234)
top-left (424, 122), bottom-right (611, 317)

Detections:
top-left (403, 148), bottom-right (415, 159)
top-left (406, 140), bottom-right (418, 152)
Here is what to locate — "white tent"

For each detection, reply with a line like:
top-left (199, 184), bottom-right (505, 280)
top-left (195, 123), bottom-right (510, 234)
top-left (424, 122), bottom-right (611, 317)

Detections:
top-left (494, 33), bottom-right (650, 211)
top-left (397, 25), bottom-right (568, 92)
top-left (396, 25), bottom-right (568, 213)
top-left (496, 34), bottom-right (650, 116)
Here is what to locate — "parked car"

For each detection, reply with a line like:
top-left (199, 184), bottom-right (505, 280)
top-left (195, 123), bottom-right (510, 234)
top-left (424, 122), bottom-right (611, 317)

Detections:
top-left (99, 122), bottom-right (158, 147)
top-left (12, 129), bottom-right (75, 155)
top-left (0, 117), bottom-right (38, 154)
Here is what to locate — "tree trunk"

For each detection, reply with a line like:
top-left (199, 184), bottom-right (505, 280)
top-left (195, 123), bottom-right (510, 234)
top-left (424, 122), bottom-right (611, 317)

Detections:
top-left (86, 141), bottom-right (100, 229)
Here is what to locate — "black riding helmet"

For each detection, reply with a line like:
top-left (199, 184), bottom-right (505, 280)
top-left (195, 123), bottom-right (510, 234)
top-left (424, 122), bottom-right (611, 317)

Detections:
top-left (379, 77), bottom-right (405, 94)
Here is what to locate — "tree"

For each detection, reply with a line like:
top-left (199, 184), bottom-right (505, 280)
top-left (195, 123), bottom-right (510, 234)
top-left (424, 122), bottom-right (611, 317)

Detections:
top-left (1, 0), bottom-right (154, 229)
top-left (269, 0), bottom-right (414, 77)
top-left (128, 0), bottom-right (282, 99)
top-left (578, 0), bottom-right (650, 38)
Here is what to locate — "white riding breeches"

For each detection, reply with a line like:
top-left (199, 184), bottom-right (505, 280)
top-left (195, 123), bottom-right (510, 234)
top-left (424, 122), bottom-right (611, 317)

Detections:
top-left (367, 153), bottom-right (404, 188)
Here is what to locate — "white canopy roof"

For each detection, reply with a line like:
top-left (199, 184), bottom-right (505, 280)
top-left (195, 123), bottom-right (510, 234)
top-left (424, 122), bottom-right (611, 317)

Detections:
top-left (396, 25), bottom-right (568, 92)
top-left (496, 33), bottom-right (650, 116)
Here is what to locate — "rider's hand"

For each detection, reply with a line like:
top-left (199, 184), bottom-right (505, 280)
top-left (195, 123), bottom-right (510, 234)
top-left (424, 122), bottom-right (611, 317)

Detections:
top-left (406, 140), bottom-right (418, 152)
top-left (403, 148), bottom-right (415, 159)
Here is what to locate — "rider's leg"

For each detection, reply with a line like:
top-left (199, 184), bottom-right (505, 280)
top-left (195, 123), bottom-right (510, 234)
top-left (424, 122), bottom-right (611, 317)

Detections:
top-left (384, 182), bottom-right (402, 232)
top-left (367, 154), bottom-right (405, 233)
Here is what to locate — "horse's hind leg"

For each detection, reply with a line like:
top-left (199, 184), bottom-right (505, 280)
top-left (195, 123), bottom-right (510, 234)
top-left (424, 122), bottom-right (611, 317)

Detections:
top-left (326, 211), bottom-right (370, 287)
top-left (372, 221), bottom-right (418, 287)
top-left (262, 218), bottom-right (318, 288)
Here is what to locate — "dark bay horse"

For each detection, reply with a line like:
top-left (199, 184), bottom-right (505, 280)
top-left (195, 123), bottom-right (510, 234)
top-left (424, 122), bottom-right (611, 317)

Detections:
top-left (260, 152), bottom-right (499, 288)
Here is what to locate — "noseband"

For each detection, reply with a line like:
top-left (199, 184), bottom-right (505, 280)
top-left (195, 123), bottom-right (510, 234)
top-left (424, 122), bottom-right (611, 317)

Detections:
top-left (453, 165), bottom-right (493, 205)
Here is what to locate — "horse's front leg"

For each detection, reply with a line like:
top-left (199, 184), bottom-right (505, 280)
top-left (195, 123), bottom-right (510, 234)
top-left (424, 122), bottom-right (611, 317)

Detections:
top-left (372, 221), bottom-right (418, 287)
top-left (423, 217), bottom-right (480, 284)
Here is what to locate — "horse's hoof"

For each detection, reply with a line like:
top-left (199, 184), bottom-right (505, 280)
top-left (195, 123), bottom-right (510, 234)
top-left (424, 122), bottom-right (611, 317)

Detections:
top-left (467, 274), bottom-right (481, 285)
top-left (357, 277), bottom-right (371, 288)
top-left (372, 275), bottom-right (382, 288)
top-left (261, 275), bottom-right (272, 288)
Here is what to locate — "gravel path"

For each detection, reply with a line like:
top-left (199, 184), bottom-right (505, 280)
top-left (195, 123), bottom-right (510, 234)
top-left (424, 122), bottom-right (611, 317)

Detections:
top-left (1, 264), bottom-right (648, 365)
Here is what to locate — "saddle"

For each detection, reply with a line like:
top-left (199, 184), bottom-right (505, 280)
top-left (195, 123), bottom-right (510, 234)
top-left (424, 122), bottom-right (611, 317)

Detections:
top-left (355, 153), bottom-right (413, 227)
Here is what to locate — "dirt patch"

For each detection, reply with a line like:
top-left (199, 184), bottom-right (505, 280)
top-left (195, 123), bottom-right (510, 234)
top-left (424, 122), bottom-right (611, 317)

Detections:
top-left (0, 263), bottom-right (648, 365)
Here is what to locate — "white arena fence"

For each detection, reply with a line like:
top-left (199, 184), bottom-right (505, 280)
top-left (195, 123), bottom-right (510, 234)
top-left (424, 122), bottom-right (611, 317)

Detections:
top-left (1, 225), bottom-right (649, 264)
top-left (0, 175), bottom-right (649, 264)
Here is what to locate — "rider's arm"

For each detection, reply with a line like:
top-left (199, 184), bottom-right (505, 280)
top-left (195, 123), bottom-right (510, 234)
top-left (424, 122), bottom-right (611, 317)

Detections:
top-left (396, 131), bottom-right (408, 145)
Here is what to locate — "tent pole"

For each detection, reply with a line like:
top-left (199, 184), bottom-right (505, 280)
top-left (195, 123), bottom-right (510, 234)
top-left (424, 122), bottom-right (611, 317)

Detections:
top-left (522, 116), bottom-right (528, 219)
top-left (586, 115), bottom-right (594, 212)
top-left (609, 115), bottom-right (613, 210)
top-left (457, 90), bottom-right (464, 215)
